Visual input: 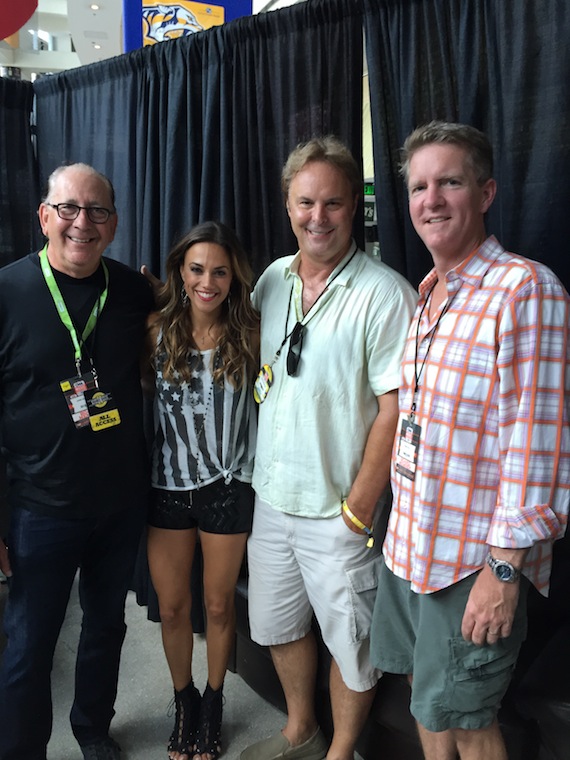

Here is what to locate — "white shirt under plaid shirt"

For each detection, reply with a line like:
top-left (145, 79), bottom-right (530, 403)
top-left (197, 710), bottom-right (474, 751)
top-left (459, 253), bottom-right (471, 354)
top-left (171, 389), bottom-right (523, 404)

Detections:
top-left (384, 236), bottom-right (570, 595)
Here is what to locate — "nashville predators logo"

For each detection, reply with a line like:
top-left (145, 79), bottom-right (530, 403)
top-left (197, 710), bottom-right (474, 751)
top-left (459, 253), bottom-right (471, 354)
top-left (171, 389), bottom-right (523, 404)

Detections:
top-left (143, 4), bottom-right (216, 44)
top-left (89, 391), bottom-right (111, 409)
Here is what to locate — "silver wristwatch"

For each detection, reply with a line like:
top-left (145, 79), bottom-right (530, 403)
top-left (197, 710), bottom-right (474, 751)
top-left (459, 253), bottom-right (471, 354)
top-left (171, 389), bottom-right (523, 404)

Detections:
top-left (486, 553), bottom-right (521, 583)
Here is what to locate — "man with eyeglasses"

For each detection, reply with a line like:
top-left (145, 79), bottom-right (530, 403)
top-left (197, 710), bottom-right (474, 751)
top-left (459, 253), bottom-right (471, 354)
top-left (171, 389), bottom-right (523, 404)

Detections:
top-left (0, 164), bottom-right (153, 760)
top-left (242, 138), bottom-right (417, 760)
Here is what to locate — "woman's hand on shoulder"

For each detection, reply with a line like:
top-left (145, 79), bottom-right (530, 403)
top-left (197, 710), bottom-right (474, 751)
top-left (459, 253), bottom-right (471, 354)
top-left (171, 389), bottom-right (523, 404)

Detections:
top-left (140, 264), bottom-right (164, 300)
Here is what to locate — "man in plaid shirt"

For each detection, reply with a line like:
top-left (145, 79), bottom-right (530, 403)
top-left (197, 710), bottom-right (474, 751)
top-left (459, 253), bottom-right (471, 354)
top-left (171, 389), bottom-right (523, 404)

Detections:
top-left (371, 121), bottom-right (570, 760)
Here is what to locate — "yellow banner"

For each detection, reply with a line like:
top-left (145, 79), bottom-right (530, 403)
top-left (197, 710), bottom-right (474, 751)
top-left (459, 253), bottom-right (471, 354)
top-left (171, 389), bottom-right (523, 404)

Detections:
top-left (142, 1), bottom-right (225, 46)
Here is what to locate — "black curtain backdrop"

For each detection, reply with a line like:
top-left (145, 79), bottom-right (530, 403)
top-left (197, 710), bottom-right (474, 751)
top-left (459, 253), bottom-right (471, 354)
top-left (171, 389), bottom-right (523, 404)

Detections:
top-left (363, 0), bottom-right (570, 291)
top-left (4, 0), bottom-right (569, 288)
top-left (0, 78), bottom-right (40, 267)
top-left (33, 0), bottom-right (363, 278)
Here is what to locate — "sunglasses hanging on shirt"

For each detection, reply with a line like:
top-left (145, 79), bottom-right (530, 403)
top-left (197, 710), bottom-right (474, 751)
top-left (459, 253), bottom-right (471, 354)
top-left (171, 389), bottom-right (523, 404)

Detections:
top-left (253, 245), bottom-right (358, 403)
top-left (286, 321), bottom-right (305, 377)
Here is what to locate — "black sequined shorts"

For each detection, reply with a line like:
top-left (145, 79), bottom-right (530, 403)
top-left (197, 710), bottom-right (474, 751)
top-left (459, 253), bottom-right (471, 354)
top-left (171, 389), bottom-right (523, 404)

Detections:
top-left (148, 479), bottom-right (254, 533)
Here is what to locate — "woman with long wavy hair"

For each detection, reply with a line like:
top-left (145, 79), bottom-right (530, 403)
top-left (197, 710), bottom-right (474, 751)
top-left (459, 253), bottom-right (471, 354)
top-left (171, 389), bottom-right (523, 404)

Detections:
top-left (145, 221), bottom-right (259, 760)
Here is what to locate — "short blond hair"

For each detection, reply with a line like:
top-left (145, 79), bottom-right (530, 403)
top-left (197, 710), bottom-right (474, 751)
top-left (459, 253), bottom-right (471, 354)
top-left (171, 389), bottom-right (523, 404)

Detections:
top-left (281, 136), bottom-right (361, 199)
top-left (400, 121), bottom-right (493, 187)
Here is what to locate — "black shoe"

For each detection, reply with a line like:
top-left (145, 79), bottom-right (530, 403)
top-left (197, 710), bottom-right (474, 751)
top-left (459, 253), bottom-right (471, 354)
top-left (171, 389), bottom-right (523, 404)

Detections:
top-left (80, 737), bottom-right (121, 760)
top-left (168, 680), bottom-right (202, 757)
top-left (194, 683), bottom-right (224, 760)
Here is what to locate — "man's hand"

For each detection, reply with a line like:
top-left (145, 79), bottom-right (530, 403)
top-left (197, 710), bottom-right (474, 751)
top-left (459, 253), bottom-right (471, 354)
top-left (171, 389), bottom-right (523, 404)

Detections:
top-left (461, 565), bottom-right (519, 646)
top-left (343, 390), bottom-right (399, 532)
top-left (341, 499), bottom-right (369, 535)
top-left (0, 538), bottom-right (11, 578)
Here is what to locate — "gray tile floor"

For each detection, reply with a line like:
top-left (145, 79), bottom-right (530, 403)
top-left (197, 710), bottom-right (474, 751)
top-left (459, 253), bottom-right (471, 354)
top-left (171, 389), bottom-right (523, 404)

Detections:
top-left (1, 579), bottom-right (284, 760)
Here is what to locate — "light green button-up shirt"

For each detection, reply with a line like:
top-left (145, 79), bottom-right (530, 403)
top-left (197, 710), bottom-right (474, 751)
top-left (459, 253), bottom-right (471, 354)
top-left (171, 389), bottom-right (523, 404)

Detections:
top-left (252, 244), bottom-right (417, 518)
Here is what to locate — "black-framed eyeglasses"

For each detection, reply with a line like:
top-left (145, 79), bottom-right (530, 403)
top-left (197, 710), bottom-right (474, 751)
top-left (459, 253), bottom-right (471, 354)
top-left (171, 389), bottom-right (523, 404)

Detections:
top-left (46, 203), bottom-right (115, 224)
top-left (287, 321), bottom-right (305, 377)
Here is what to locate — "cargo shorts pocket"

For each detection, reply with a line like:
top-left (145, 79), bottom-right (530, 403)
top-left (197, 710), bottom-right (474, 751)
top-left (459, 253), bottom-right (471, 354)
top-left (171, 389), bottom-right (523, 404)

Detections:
top-left (345, 559), bottom-right (380, 643)
top-left (442, 636), bottom-right (522, 713)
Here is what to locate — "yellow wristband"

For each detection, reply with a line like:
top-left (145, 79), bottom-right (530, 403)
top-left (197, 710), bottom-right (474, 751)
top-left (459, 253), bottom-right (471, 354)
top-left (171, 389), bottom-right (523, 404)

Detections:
top-left (342, 500), bottom-right (374, 548)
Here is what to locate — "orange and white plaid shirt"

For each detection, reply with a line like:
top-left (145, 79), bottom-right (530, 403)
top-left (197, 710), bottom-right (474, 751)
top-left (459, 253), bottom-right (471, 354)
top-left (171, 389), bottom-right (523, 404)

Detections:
top-left (384, 237), bottom-right (570, 595)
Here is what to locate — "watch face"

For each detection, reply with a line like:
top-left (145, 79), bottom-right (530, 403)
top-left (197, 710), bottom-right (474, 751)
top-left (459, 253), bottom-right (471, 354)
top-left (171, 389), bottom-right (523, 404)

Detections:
top-left (495, 563), bottom-right (514, 581)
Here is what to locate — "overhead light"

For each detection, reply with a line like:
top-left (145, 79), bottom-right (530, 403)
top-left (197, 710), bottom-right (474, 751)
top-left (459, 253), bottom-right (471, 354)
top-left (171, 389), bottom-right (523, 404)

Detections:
top-left (93, 43), bottom-right (101, 49)
top-left (90, 4), bottom-right (100, 10)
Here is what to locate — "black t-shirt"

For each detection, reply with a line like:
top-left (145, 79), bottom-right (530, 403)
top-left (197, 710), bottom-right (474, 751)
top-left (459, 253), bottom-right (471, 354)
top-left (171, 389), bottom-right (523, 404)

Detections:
top-left (0, 252), bottom-right (154, 518)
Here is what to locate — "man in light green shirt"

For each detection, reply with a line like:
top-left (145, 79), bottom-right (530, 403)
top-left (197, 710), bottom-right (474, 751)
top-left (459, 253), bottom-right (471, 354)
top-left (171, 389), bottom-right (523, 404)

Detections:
top-left (242, 137), bottom-right (416, 760)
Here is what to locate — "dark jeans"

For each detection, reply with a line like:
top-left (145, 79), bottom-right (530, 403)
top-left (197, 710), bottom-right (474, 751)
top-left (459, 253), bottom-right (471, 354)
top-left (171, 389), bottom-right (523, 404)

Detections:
top-left (0, 502), bottom-right (144, 760)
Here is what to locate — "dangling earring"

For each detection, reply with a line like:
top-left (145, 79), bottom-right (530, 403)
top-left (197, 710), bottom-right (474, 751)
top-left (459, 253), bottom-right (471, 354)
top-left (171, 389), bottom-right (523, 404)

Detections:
top-left (181, 285), bottom-right (189, 307)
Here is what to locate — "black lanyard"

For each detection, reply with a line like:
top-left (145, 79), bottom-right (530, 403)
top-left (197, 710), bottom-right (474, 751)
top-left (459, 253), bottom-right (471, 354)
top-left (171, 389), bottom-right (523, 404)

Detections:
top-left (411, 281), bottom-right (456, 422)
top-left (273, 245), bottom-right (359, 364)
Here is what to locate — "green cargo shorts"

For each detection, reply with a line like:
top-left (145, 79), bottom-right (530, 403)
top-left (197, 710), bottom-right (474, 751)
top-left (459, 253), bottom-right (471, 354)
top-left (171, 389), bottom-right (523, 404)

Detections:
top-left (371, 560), bottom-right (528, 732)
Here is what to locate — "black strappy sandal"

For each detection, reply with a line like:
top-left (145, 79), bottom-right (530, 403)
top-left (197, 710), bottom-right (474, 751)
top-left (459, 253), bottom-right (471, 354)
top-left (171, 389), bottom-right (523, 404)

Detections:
top-left (194, 683), bottom-right (223, 760)
top-left (168, 680), bottom-right (201, 758)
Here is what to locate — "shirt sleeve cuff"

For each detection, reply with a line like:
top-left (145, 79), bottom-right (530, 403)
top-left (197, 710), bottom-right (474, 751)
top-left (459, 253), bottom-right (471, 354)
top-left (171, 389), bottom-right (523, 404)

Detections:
top-left (486, 503), bottom-right (567, 548)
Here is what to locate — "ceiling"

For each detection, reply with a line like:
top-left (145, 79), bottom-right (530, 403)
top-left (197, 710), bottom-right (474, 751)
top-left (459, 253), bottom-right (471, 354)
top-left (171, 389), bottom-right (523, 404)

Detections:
top-left (0, 0), bottom-right (302, 80)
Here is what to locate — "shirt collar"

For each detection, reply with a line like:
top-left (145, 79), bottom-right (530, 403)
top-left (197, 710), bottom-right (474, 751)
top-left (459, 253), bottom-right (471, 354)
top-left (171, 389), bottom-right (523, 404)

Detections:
top-left (284, 239), bottom-right (359, 286)
top-left (418, 235), bottom-right (503, 296)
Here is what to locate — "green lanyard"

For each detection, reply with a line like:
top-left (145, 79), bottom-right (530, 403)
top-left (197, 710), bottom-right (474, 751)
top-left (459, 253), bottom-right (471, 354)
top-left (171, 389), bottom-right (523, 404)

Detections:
top-left (40, 245), bottom-right (109, 374)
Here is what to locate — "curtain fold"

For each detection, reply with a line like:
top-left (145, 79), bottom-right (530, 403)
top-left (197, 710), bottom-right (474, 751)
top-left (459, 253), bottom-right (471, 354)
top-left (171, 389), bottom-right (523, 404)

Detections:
top-left (0, 78), bottom-right (40, 267)
top-left (363, 0), bottom-right (570, 290)
top-left (33, 0), bottom-right (364, 277)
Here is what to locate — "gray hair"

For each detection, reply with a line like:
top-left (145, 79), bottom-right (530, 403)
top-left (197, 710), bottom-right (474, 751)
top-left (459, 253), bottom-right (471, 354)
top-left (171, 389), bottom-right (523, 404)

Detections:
top-left (43, 163), bottom-right (116, 209)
